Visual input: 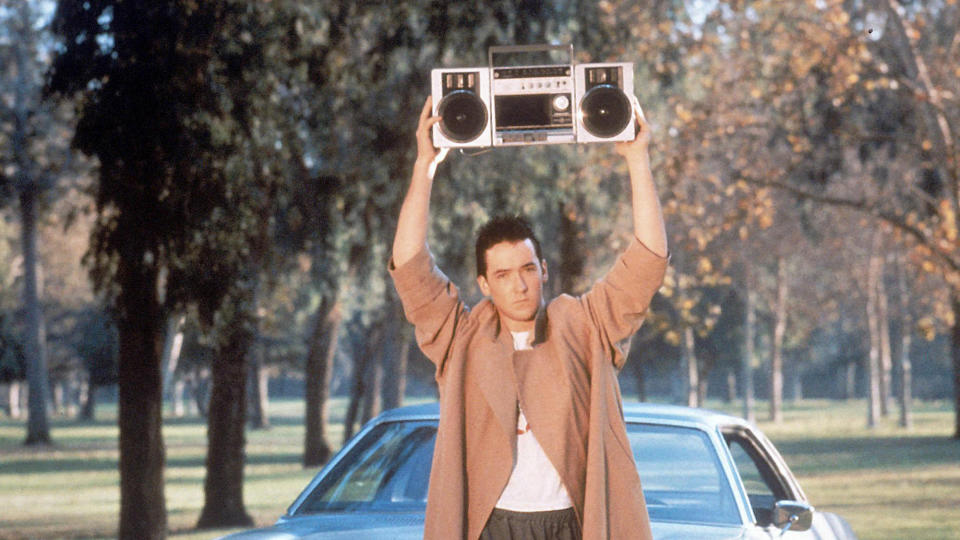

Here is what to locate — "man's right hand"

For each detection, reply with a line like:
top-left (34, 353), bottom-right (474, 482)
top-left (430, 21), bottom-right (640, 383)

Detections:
top-left (416, 96), bottom-right (449, 179)
top-left (393, 96), bottom-right (448, 267)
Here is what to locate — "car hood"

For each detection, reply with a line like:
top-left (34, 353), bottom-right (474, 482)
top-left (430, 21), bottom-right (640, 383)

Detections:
top-left (217, 514), bottom-right (752, 540)
top-left (215, 513), bottom-right (424, 540)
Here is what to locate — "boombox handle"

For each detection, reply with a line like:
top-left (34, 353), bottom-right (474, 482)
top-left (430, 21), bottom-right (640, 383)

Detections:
top-left (488, 44), bottom-right (574, 68)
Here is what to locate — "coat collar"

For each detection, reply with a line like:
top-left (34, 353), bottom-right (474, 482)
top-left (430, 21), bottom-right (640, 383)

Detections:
top-left (486, 301), bottom-right (550, 345)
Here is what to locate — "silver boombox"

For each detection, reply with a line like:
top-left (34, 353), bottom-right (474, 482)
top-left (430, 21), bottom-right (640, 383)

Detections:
top-left (431, 44), bottom-right (635, 148)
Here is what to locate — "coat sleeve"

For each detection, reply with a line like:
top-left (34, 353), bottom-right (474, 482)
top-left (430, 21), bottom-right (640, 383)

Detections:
top-left (389, 247), bottom-right (467, 379)
top-left (580, 237), bottom-right (668, 369)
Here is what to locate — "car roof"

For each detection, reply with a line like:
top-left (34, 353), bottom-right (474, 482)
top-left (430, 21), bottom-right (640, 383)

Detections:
top-left (374, 401), bottom-right (751, 431)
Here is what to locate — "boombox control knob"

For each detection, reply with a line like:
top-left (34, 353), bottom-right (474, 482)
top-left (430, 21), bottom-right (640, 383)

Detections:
top-left (553, 95), bottom-right (570, 111)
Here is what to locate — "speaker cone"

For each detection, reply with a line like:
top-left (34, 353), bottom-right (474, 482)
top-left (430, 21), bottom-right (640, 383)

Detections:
top-left (580, 85), bottom-right (631, 138)
top-left (438, 90), bottom-right (488, 143)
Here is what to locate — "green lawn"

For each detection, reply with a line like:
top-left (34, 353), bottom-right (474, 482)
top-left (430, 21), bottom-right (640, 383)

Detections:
top-left (1, 398), bottom-right (957, 539)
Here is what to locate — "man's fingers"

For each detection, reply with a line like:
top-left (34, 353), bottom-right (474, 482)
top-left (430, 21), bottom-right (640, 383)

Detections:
top-left (421, 96), bottom-right (432, 117)
top-left (630, 95), bottom-right (647, 125)
top-left (418, 96), bottom-right (433, 127)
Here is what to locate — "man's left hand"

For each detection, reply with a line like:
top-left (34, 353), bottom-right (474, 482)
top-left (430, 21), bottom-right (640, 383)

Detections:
top-left (615, 95), bottom-right (651, 162)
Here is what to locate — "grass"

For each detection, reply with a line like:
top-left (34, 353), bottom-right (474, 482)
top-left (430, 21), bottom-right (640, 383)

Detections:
top-left (1, 398), bottom-right (958, 539)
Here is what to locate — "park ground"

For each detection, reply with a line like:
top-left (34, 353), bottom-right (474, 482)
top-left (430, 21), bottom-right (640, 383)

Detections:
top-left (1, 398), bottom-right (958, 539)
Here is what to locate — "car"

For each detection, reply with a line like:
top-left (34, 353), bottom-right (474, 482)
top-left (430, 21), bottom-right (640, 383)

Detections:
top-left (219, 402), bottom-right (857, 540)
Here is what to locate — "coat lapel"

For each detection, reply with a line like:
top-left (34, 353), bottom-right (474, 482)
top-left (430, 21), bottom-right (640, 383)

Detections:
top-left (473, 301), bottom-right (519, 441)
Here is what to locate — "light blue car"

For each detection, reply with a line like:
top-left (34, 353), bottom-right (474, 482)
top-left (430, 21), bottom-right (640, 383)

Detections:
top-left (219, 402), bottom-right (856, 540)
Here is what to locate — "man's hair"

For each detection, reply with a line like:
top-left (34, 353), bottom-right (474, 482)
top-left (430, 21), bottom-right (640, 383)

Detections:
top-left (475, 215), bottom-right (543, 277)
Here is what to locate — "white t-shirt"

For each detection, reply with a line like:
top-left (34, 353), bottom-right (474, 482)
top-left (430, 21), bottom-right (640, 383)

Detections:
top-left (494, 331), bottom-right (574, 511)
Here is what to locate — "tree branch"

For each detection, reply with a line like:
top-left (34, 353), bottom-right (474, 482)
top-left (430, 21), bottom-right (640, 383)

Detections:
top-left (740, 176), bottom-right (960, 275)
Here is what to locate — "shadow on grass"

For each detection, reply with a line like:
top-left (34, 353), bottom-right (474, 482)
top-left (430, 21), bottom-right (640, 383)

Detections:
top-left (777, 435), bottom-right (960, 475)
top-left (2, 450), bottom-right (308, 476)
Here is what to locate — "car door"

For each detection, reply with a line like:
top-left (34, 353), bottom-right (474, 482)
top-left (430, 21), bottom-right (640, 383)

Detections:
top-left (722, 427), bottom-right (820, 540)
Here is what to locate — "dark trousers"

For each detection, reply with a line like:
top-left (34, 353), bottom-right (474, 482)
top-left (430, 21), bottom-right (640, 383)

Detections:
top-left (480, 507), bottom-right (582, 540)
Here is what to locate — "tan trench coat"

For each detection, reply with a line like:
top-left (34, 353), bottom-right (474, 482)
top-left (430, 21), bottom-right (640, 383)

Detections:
top-left (390, 238), bottom-right (668, 540)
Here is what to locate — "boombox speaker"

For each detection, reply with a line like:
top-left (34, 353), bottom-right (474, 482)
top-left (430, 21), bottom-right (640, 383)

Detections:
top-left (431, 68), bottom-right (492, 148)
top-left (431, 45), bottom-right (634, 148)
top-left (575, 62), bottom-right (635, 143)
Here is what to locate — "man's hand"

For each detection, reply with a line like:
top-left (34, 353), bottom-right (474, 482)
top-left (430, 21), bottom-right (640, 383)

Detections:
top-left (393, 96), bottom-right (448, 267)
top-left (614, 95), bottom-right (651, 163)
top-left (615, 95), bottom-right (667, 257)
top-left (416, 96), bottom-right (450, 179)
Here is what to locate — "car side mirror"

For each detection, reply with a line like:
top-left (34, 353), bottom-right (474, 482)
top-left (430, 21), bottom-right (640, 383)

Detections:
top-left (774, 500), bottom-right (813, 535)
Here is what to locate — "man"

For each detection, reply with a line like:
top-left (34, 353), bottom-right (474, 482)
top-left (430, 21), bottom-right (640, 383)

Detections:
top-left (390, 95), bottom-right (668, 540)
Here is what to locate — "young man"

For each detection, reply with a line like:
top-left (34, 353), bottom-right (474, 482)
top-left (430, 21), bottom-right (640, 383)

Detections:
top-left (390, 96), bottom-right (668, 540)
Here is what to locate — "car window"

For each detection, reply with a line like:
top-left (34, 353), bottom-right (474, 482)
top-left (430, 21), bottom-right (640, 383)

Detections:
top-left (725, 433), bottom-right (784, 527)
top-left (626, 423), bottom-right (740, 525)
top-left (297, 421), bottom-right (436, 513)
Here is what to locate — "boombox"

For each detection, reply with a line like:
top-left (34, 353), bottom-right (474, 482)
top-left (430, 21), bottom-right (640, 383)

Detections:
top-left (431, 44), bottom-right (635, 148)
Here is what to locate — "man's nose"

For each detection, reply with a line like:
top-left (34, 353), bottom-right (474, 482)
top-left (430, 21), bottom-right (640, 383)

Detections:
top-left (513, 274), bottom-right (528, 293)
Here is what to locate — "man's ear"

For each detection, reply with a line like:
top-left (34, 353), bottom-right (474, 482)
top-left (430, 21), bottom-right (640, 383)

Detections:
top-left (477, 274), bottom-right (491, 296)
top-left (541, 259), bottom-right (549, 283)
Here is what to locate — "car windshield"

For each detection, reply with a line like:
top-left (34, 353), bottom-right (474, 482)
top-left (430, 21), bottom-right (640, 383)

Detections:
top-left (297, 420), bottom-right (436, 513)
top-left (626, 423), bottom-right (740, 525)
top-left (295, 419), bottom-right (739, 526)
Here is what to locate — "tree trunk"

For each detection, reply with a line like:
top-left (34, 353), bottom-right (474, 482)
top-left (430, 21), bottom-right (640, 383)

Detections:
top-left (877, 254), bottom-right (893, 417)
top-left (788, 353), bottom-right (803, 402)
top-left (952, 293), bottom-right (960, 439)
top-left (382, 329), bottom-right (410, 410)
top-left (382, 300), bottom-right (410, 411)
top-left (866, 237), bottom-right (883, 428)
top-left (116, 257), bottom-right (166, 540)
top-left (361, 351), bottom-right (383, 425)
top-left (247, 340), bottom-right (270, 430)
top-left (558, 197), bottom-right (587, 294)
top-left (172, 379), bottom-right (186, 417)
top-left (770, 256), bottom-right (787, 423)
top-left (7, 381), bottom-right (23, 420)
top-left (52, 381), bottom-right (64, 416)
top-left (192, 368), bottom-right (210, 418)
top-left (726, 370), bottom-right (736, 403)
top-left (742, 286), bottom-right (756, 423)
top-left (80, 382), bottom-right (97, 421)
top-left (161, 315), bottom-right (184, 416)
top-left (845, 361), bottom-right (856, 401)
top-left (683, 326), bottom-right (699, 408)
top-left (8, 382), bottom-right (23, 419)
top-left (896, 256), bottom-right (913, 429)
top-left (343, 348), bottom-right (368, 444)
top-left (20, 187), bottom-right (52, 445)
top-left (304, 297), bottom-right (341, 467)
top-left (344, 321), bottom-right (385, 443)
top-left (197, 289), bottom-right (255, 529)
top-left (635, 363), bottom-right (647, 402)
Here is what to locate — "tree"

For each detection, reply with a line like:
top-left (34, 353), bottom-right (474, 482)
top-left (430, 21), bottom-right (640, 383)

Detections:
top-left (74, 307), bottom-right (118, 420)
top-left (0, 0), bottom-right (72, 445)
top-left (48, 1), bottom-right (268, 536)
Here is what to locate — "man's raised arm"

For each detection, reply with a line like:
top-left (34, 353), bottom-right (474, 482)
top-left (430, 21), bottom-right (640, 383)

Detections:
top-left (392, 96), bottom-right (449, 267)
top-left (615, 98), bottom-right (668, 258)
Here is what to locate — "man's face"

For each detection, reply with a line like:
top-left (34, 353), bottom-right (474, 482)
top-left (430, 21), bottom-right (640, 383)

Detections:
top-left (476, 239), bottom-right (548, 333)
